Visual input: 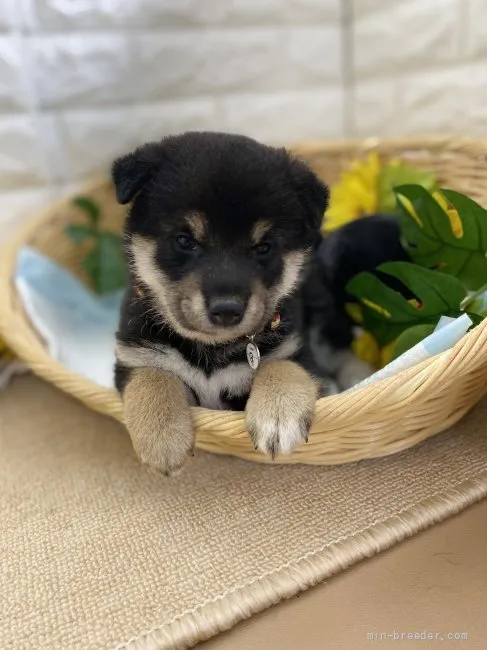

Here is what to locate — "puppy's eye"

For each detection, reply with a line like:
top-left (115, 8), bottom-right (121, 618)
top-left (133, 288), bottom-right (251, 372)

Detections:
top-left (175, 234), bottom-right (198, 252)
top-left (253, 242), bottom-right (272, 257)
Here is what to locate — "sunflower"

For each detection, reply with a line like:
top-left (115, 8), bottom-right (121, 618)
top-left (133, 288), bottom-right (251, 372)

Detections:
top-left (323, 152), bottom-right (381, 233)
top-left (323, 152), bottom-right (438, 234)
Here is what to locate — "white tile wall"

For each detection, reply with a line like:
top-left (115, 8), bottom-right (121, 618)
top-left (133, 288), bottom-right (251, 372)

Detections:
top-left (0, 0), bottom-right (345, 244)
top-left (0, 37), bottom-right (32, 111)
top-left (354, 0), bottom-right (461, 77)
top-left (220, 89), bottom-right (344, 143)
top-left (2, 0), bottom-right (486, 246)
top-left (34, 0), bottom-right (339, 30)
top-left (351, 0), bottom-right (486, 139)
top-left (0, 116), bottom-right (49, 188)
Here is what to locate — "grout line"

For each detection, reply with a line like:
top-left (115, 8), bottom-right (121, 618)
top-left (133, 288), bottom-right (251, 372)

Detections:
top-left (341, 0), bottom-right (355, 138)
top-left (10, 23), bottom-right (343, 36)
top-left (0, 86), bottom-right (345, 119)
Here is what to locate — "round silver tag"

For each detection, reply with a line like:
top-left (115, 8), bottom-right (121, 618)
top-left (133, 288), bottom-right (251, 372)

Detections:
top-left (246, 341), bottom-right (261, 370)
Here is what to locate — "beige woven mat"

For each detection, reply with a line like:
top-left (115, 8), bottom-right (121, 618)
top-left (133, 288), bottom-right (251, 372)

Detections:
top-left (1, 377), bottom-right (487, 650)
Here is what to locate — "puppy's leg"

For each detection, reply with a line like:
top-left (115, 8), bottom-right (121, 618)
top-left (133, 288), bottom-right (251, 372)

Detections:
top-left (123, 367), bottom-right (194, 475)
top-left (245, 360), bottom-right (318, 458)
top-left (335, 351), bottom-right (373, 390)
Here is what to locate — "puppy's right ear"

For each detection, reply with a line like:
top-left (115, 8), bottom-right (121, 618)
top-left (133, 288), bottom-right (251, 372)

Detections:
top-left (112, 143), bottom-right (162, 205)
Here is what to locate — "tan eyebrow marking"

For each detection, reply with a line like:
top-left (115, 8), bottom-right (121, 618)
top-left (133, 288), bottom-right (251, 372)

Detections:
top-left (251, 220), bottom-right (272, 244)
top-left (185, 211), bottom-right (207, 241)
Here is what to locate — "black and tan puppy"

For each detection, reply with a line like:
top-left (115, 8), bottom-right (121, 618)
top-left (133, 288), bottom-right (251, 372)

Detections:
top-left (113, 131), bottom-right (332, 474)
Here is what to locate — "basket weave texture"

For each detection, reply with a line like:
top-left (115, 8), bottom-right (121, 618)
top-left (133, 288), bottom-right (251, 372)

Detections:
top-left (1, 135), bottom-right (486, 465)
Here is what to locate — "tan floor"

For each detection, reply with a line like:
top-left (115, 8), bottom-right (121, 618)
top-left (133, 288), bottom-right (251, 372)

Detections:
top-left (206, 498), bottom-right (487, 649)
top-left (1, 375), bottom-right (486, 649)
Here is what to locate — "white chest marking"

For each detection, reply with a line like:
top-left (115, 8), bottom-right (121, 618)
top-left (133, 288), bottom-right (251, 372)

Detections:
top-left (116, 334), bottom-right (300, 410)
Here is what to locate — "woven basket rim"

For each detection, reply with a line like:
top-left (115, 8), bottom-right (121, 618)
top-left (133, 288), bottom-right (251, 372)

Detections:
top-left (1, 134), bottom-right (487, 463)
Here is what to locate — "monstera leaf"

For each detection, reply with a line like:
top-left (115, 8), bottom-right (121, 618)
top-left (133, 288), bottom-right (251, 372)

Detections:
top-left (378, 164), bottom-right (437, 213)
top-left (390, 323), bottom-right (437, 360)
top-left (346, 261), bottom-right (472, 346)
top-left (395, 185), bottom-right (487, 290)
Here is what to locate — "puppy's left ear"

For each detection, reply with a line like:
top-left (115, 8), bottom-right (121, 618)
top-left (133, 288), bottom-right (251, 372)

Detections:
top-left (290, 158), bottom-right (329, 232)
top-left (112, 142), bottom-right (163, 205)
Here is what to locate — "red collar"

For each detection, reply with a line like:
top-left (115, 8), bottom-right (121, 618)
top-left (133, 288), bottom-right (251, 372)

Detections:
top-left (269, 312), bottom-right (281, 330)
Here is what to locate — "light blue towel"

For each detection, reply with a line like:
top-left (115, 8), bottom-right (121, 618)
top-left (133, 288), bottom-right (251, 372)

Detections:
top-left (15, 247), bottom-right (123, 388)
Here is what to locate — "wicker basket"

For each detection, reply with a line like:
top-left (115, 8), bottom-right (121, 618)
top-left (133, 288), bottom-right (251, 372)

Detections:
top-left (1, 135), bottom-right (487, 465)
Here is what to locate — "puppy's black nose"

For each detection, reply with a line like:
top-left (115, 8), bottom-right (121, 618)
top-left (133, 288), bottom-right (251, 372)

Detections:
top-left (208, 298), bottom-right (245, 326)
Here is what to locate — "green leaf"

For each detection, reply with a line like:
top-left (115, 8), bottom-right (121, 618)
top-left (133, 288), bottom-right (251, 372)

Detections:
top-left (391, 324), bottom-right (436, 360)
top-left (82, 247), bottom-right (102, 294)
top-left (361, 309), bottom-right (410, 347)
top-left (97, 233), bottom-right (127, 294)
top-left (460, 283), bottom-right (487, 311)
top-left (72, 196), bottom-right (101, 227)
top-left (347, 273), bottom-right (418, 321)
top-left (467, 300), bottom-right (487, 318)
top-left (462, 285), bottom-right (487, 319)
top-left (378, 262), bottom-right (467, 317)
top-left (441, 190), bottom-right (487, 250)
top-left (65, 223), bottom-right (96, 243)
top-left (394, 185), bottom-right (487, 290)
top-left (466, 311), bottom-right (485, 326)
top-left (346, 261), bottom-right (468, 345)
top-left (378, 164), bottom-right (437, 213)
top-left (82, 232), bottom-right (127, 294)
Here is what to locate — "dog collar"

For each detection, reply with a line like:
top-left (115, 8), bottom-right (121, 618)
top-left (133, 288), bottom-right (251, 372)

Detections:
top-left (270, 312), bottom-right (281, 330)
top-left (246, 312), bottom-right (281, 370)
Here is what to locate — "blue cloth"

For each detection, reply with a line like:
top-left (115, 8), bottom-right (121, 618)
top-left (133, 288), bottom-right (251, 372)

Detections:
top-left (15, 247), bottom-right (124, 388)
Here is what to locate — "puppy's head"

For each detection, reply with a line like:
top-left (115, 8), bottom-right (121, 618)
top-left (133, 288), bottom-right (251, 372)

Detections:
top-left (113, 131), bottom-right (328, 344)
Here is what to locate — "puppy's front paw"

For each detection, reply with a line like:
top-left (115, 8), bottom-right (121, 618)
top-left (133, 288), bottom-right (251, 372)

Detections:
top-left (130, 412), bottom-right (194, 476)
top-left (245, 360), bottom-right (318, 458)
top-left (123, 368), bottom-right (194, 475)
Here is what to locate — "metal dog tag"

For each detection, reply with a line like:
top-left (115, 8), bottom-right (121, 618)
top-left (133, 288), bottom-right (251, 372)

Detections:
top-left (246, 338), bottom-right (260, 370)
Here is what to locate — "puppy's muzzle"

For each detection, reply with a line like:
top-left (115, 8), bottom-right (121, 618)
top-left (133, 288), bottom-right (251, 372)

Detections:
top-left (208, 297), bottom-right (246, 327)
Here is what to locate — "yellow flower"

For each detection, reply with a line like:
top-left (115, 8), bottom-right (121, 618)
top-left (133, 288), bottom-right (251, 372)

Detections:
top-left (0, 338), bottom-right (15, 362)
top-left (352, 331), bottom-right (381, 368)
top-left (433, 191), bottom-right (463, 238)
top-left (380, 341), bottom-right (396, 366)
top-left (323, 152), bottom-right (381, 233)
top-left (352, 331), bottom-right (396, 369)
top-left (345, 302), bottom-right (363, 324)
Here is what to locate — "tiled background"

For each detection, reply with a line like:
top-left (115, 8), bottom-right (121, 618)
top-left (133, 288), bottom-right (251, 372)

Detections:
top-left (352, 0), bottom-right (485, 137)
top-left (1, 0), bottom-right (485, 242)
